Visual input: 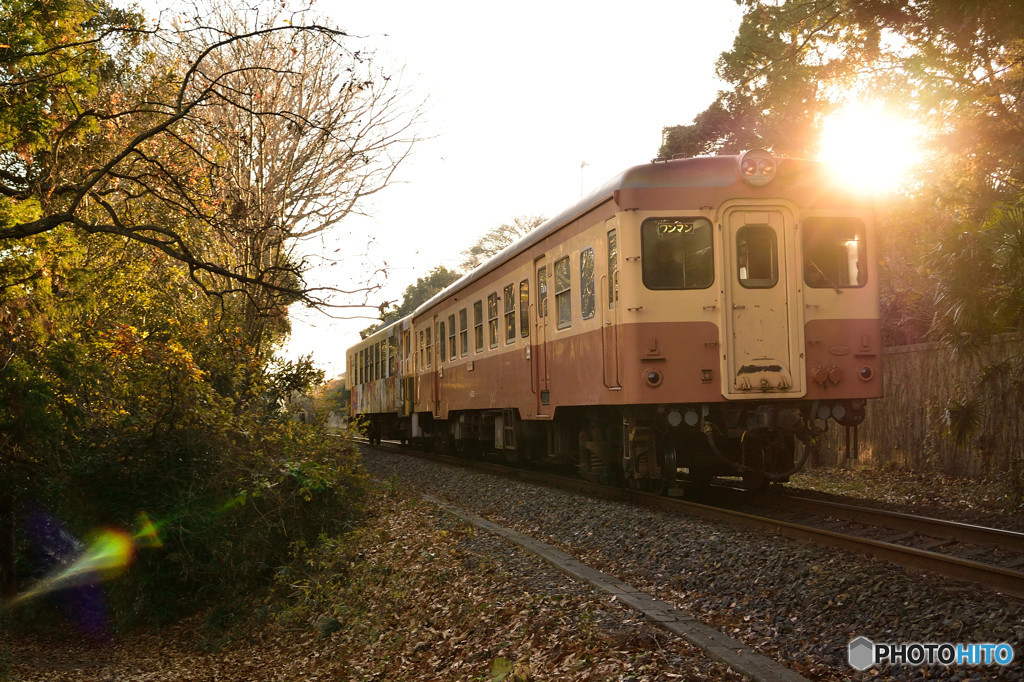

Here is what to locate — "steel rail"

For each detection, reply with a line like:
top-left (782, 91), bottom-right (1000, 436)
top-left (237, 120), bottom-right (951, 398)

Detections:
top-left (762, 491), bottom-right (1024, 553)
top-left (363, 442), bottom-right (1024, 600)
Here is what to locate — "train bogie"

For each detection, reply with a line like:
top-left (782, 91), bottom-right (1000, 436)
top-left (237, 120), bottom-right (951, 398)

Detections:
top-left (347, 150), bottom-right (881, 489)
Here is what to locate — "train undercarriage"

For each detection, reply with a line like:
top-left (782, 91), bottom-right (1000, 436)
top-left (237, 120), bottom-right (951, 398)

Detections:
top-left (365, 399), bottom-right (866, 492)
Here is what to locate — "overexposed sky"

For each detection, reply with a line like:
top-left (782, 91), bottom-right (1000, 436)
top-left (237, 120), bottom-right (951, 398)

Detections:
top-left (285, 0), bottom-right (744, 377)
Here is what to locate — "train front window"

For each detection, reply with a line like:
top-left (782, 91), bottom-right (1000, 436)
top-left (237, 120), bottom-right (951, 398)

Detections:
top-left (641, 218), bottom-right (714, 290)
top-left (803, 217), bottom-right (867, 289)
top-left (736, 225), bottom-right (779, 289)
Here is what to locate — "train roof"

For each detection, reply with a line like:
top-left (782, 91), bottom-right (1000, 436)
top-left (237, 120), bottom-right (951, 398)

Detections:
top-left (411, 153), bottom-right (838, 321)
top-left (349, 314), bottom-right (410, 352)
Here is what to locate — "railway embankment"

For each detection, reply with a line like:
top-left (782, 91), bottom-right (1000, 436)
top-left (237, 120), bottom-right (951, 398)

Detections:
top-left (6, 450), bottom-right (1022, 680)
top-left (360, 448), bottom-right (1023, 681)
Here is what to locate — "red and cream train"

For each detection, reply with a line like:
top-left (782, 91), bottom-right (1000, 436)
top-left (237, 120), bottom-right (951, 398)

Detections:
top-left (346, 150), bottom-right (881, 489)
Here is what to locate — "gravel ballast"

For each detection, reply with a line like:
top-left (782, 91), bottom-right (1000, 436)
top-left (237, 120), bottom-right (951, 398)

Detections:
top-left (362, 448), bottom-right (1024, 681)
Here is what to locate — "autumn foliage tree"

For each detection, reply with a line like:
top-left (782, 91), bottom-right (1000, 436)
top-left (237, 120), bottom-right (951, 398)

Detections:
top-left (0, 0), bottom-right (408, 620)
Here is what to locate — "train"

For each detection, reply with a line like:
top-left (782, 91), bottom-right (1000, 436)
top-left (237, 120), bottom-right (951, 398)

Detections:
top-left (346, 149), bottom-right (881, 491)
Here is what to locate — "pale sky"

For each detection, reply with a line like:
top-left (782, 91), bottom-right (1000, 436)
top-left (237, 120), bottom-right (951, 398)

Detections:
top-left (283, 0), bottom-right (744, 377)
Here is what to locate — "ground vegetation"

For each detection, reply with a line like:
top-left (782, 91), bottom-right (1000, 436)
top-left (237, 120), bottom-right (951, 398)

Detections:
top-left (0, 0), bottom-right (407, 630)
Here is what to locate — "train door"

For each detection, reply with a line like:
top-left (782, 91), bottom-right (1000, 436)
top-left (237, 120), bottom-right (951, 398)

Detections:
top-left (533, 256), bottom-right (550, 416)
top-left (431, 315), bottom-right (441, 417)
top-left (601, 221), bottom-right (621, 389)
top-left (722, 207), bottom-right (805, 398)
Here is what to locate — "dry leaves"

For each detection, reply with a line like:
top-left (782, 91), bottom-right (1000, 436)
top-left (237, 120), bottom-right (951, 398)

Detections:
top-left (4, 484), bottom-right (740, 681)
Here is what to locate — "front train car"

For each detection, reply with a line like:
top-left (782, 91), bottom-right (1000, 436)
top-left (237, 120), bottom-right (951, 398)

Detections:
top-left (394, 150), bottom-right (882, 490)
top-left (608, 150), bottom-right (881, 489)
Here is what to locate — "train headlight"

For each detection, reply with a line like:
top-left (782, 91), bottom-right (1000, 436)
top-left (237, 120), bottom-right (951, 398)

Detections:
top-left (739, 149), bottom-right (778, 187)
top-left (644, 370), bottom-right (663, 387)
top-left (859, 365), bottom-right (874, 381)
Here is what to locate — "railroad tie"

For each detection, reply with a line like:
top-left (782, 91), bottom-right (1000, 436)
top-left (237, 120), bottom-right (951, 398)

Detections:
top-left (422, 494), bottom-right (810, 682)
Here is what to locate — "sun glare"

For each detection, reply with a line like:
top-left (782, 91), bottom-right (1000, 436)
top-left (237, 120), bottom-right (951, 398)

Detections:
top-left (819, 103), bottom-right (920, 194)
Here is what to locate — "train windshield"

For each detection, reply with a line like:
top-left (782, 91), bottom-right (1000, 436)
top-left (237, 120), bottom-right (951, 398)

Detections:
top-left (803, 217), bottom-right (867, 289)
top-left (641, 217), bottom-right (714, 290)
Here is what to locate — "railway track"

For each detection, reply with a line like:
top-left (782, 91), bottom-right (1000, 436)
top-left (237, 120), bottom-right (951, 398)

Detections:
top-left (364, 439), bottom-right (1024, 600)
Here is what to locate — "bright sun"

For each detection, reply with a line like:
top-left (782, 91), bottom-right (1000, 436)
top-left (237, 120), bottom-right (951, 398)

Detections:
top-left (818, 102), bottom-right (920, 194)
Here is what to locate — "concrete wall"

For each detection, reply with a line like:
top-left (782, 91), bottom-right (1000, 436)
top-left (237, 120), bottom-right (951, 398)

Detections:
top-left (814, 335), bottom-right (1024, 478)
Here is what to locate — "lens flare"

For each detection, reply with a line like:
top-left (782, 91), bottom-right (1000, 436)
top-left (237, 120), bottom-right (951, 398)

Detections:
top-left (4, 509), bottom-right (167, 617)
top-left (133, 511), bottom-right (164, 549)
top-left (10, 529), bottom-right (135, 606)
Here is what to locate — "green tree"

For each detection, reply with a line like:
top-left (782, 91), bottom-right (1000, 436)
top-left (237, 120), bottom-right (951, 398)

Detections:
top-left (361, 265), bottom-right (462, 337)
top-left (0, 0), bottom-right (387, 615)
top-left (458, 215), bottom-right (544, 271)
top-left (660, 0), bottom-right (1024, 346)
top-left (661, 0), bottom-right (1024, 199)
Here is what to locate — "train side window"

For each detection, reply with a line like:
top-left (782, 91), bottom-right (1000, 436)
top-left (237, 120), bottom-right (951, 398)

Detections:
top-left (504, 284), bottom-right (516, 344)
top-left (607, 229), bottom-right (618, 308)
top-left (554, 256), bottom-right (572, 329)
top-left (448, 313), bottom-right (456, 360)
top-left (418, 331), bottom-right (424, 370)
top-left (459, 309), bottom-right (468, 357)
top-left (580, 247), bottom-right (595, 320)
top-left (737, 225), bottom-right (779, 288)
top-left (389, 336), bottom-right (398, 376)
top-left (642, 218), bottom-right (714, 290)
top-left (474, 301), bottom-right (484, 353)
top-left (803, 217), bottom-right (867, 288)
top-left (439, 321), bottom-right (447, 362)
top-left (425, 326), bottom-right (432, 368)
top-left (519, 280), bottom-right (530, 337)
top-left (537, 267), bottom-right (547, 318)
top-left (488, 293), bottom-right (499, 348)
